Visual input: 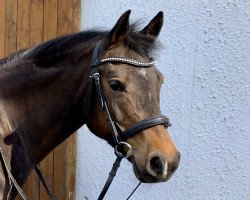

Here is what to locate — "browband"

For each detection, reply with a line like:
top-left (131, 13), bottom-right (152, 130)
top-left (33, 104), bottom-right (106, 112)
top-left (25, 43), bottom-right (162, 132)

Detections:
top-left (97, 57), bottom-right (155, 67)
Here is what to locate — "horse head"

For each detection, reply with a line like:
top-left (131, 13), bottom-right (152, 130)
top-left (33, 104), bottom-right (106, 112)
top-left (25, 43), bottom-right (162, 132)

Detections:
top-left (87, 10), bottom-right (180, 183)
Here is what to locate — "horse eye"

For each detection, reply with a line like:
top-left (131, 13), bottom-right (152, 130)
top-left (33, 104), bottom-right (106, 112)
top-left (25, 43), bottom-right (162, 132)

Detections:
top-left (108, 80), bottom-right (125, 91)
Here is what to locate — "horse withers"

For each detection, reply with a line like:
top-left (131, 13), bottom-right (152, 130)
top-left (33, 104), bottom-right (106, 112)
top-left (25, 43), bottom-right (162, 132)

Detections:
top-left (0, 10), bottom-right (180, 199)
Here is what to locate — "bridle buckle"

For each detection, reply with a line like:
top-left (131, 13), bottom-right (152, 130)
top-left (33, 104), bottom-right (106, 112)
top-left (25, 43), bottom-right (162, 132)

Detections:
top-left (115, 142), bottom-right (132, 158)
top-left (93, 72), bottom-right (100, 80)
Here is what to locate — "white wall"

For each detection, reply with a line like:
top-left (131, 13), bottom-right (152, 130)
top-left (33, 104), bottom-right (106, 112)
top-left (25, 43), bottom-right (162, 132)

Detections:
top-left (76, 1), bottom-right (250, 199)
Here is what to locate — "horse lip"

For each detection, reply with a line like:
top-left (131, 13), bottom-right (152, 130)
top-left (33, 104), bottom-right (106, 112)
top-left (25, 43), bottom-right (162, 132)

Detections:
top-left (131, 159), bottom-right (148, 183)
top-left (131, 156), bottom-right (158, 183)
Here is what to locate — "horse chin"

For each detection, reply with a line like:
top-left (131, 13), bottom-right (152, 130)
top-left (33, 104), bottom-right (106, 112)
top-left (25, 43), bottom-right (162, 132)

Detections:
top-left (130, 156), bottom-right (172, 183)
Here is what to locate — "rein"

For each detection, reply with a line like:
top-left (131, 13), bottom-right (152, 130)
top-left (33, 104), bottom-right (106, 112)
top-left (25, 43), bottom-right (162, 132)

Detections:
top-left (0, 148), bottom-right (55, 200)
top-left (0, 149), bottom-right (28, 200)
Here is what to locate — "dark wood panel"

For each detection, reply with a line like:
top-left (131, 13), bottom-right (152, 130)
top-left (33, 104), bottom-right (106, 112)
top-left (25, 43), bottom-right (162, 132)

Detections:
top-left (0, 0), bottom-right (80, 199)
top-left (0, 0), bottom-right (5, 58)
top-left (53, 1), bottom-right (78, 199)
top-left (5, 0), bottom-right (17, 56)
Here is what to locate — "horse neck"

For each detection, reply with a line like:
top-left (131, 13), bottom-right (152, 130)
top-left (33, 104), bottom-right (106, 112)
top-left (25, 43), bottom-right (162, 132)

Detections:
top-left (0, 53), bottom-right (91, 167)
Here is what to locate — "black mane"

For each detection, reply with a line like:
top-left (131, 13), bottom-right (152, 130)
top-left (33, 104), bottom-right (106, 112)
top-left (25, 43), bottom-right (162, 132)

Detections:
top-left (28, 31), bottom-right (106, 62)
top-left (1, 24), bottom-right (159, 67)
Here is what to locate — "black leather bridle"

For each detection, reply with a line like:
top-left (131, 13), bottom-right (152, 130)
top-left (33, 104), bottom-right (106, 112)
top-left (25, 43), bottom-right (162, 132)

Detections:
top-left (87, 40), bottom-right (171, 200)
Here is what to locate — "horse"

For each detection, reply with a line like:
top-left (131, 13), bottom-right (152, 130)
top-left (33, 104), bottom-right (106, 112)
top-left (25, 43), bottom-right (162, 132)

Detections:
top-left (0, 10), bottom-right (180, 199)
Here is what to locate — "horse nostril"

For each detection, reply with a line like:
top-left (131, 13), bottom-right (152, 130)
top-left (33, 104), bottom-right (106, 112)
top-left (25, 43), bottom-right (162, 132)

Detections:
top-left (149, 156), bottom-right (165, 176)
top-left (145, 152), bottom-right (180, 179)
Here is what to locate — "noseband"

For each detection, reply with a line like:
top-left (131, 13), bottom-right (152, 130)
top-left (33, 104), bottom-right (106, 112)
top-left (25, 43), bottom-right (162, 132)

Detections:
top-left (87, 40), bottom-right (171, 199)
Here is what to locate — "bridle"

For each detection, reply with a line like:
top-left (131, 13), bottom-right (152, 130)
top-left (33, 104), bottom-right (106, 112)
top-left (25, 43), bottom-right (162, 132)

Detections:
top-left (87, 40), bottom-right (171, 199)
top-left (0, 40), bottom-right (171, 200)
top-left (87, 40), bottom-right (170, 143)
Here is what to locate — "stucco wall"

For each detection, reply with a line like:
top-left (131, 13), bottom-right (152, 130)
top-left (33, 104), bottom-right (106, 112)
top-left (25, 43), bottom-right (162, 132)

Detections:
top-left (76, 1), bottom-right (250, 199)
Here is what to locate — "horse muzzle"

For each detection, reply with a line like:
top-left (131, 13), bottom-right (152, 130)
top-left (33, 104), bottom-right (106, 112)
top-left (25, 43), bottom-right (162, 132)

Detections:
top-left (132, 151), bottom-right (180, 183)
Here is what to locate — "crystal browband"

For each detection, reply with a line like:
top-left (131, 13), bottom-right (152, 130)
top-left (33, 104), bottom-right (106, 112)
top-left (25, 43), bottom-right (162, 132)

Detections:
top-left (97, 57), bottom-right (155, 67)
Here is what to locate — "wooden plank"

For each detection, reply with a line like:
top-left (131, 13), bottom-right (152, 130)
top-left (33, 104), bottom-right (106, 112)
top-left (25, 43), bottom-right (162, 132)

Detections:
top-left (65, 134), bottom-right (76, 200)
top-left (43, 0), bottom-right (58, 41)
top-left (30, 0), bottom-right (44, 46)
top-left (39, 1), bottom-right (58, 200)
top-left (0, 0), bottom-right (5, 58)
top-left (72, 0), bottom-right (81, 33)
top-left (1, 1), bottom-right (79, 199)
top-left (53, 1), bottom-right (76, 199)
top-left (26, 171), bottom-right (40, 200)
top-left (39, 152), bottom-right (54, 200)
top-left (57, 0), bottom-right (73, 36)
top-left (67, 4), bottom-right (79, 198)
top-left (5, 0), bottom-right (17, 56)
top-left (53, 135), bottom-right (76, 200)
top-left (26, 1), bottom-right (45, 200)
top-left (15, 1), bottom-right (31, 199)
top-left (16, 0), bottom-right (30, 50)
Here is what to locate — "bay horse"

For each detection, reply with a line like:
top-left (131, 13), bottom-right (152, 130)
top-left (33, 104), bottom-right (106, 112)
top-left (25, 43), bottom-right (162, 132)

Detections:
top-left (0, 10), bottom-right (180, 199)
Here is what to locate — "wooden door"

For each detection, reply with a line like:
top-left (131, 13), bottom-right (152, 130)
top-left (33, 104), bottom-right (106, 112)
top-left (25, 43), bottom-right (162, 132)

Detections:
top-left (0, 0), bottom-right (80, 199)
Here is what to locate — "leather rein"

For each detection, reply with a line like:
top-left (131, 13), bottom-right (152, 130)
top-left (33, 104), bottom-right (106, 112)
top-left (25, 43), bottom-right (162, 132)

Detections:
top-left (0, 40), bottom-right (171, 200)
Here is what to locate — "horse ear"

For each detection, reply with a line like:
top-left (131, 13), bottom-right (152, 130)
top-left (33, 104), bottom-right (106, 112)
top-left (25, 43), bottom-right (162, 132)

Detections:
top-left (140, 11), bottom-right (164, 38)
top-left (108, 10), bottom-right (131, 47)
